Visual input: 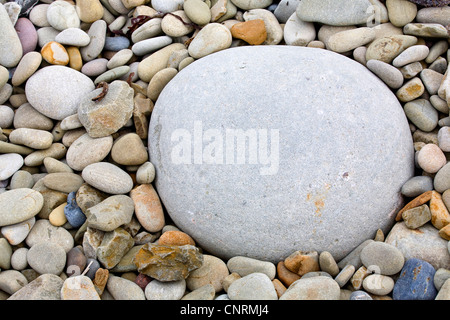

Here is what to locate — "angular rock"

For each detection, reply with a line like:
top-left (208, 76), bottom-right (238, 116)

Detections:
top-left (133, 243), bottom-right (203, 281)
top-left (96, 227), bottom-right (134, 269)
top-left (78, 80), bottom-right (134, 138)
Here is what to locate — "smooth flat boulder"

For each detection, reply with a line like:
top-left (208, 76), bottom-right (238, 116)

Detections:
top-left (148, 46), bottom-right (414, 262)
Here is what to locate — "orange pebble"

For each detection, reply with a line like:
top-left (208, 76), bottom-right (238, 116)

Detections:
top-left (158, 230), bottom-right (196, 246)
top-left (41, 41), bottom-right (69, 65)
top-left (230, 19), bottom-right (267, 45)
top-left (276, 261), bottom-right (300, 287)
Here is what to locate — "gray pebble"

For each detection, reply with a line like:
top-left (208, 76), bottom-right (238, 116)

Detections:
top-left (8, 274), bottom-right (63, 300)
top-left (0, 270), bottom-right (28, 295)
top-left (366, 59), bottom-right (404, 89)
top-left (349, 290), bottom-right (373, 300)
top-left (334, 264), bottom-right (355, 287)
top-left (360, 241), bottom-right (404, 275)
top-left (227, 256), bottom-right (276, 280)
top-left (337, 239), bottom-right (373, 269)
top-left (11, 247), bottom-right (29, 271)
top-left (280, 276), bottom-right (340, 300)
top-left (401, 175), bottom-right (434, 197)
top-left (434, 268), bottom-right (450, 290)
top-left (0, 238), bottom-right (12, 269)
top-left (403, 99), bottom-right (438, 132)
top-left (145, 279), bottom-right (186, 300)
top-left (227, 273), bottom-right (277, 300)
top-left (106, 275), bottom-right (145, 300)
top-left (27, 242), bottom-right (67, 275)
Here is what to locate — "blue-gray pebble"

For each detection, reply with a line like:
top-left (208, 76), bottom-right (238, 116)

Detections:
top-left (104, 36), bottom-right (130, 52)
top-left (64, 191), bottom-right (86, 228)
top-left (393, 258), bottom-right (437, 300)
top-left (350, 290), bottom-right (373, 300)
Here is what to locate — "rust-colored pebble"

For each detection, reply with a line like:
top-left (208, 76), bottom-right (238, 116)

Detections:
top-left (158, 230), bottom-right (196, 246)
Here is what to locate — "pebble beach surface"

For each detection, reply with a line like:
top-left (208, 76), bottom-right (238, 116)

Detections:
top-left (0, 0), bottom-right (449, 301)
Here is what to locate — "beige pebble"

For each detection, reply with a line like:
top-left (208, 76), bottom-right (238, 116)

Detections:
top-left (147, 67), bottom-right (178, 101)
top-left (395, 77), bottom-right (425, 102)
top-left (43, 157), bottom-right (73, 173)
top-left (42, 172), bottom-right (84, 193)
top-left (110, 133), bottom-right (148, 166)
top-left (130, 184), bottom-right (165, 233)
top-left (11, 52), bottom-right (42, 87)
top-left (24, 143), bottom-right (67, 167)
top-left (385, 0), bottom-right (417, 27)
top-left (327, 27), bottom-right (375, 53)
top-left (136, 162), bottom-right (155, 184)
top-left (417, 143), bottom-right (446, 174)
top-left (161, 10), bottom-right (194, 37)
top-left (48, 203), bottom-right (67, 227)
top-left (9, 128), bottom-right (54, 150)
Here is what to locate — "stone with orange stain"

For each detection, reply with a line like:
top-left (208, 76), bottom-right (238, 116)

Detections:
top-left (284, 250), bottom-right (320, 276)
top-left (272, 278), bottom-right (286, 298)
top-left (40, 41), bottom-right (69, 65)
top-left (429, 190), bottom-right (450, 230)
top-left (130, 184), bottom-right (165, 233)
top-left (438, 224), bottom-right (450, 240)
top-left (93, 268), bottom-right (109, 295)
top-left (395, 190), bottom-right (432, 221)
top-left (133, 243), bottom-right (203, 281)
top-left (66, 46), bottom-right (82, 71)
top-left (395, 77), bottom-right (425, 102)
top-left (61, 275), bottom-right (101, 300)
top-left (276, 261), bottom-right (300, 287)
top-left (350, 266), bottom-right (370, 290)
top-left (230, 19), bottom-right (267, 45)
top-left (158, 230), bottom-right (195, 246)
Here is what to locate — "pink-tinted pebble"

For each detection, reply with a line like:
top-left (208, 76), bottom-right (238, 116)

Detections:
top-left (15, 17), bottom-right (38, 55)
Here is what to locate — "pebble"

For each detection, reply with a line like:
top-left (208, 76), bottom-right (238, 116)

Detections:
top-left (147, 67), bottom-right (178, 101)
top-left (284, 250), bottom-right (320, 277)
top-left (436, 279), bottom-right (450, 300)
top-left (86, 195), bottom-right (134, 232)
top-left (243, 9), bottom-right (282, 45)
top-left (421, 69), bottom-right (444, 95)
top-left (48, 202), bottom-right (67, 227)
top-left (96, 227), bottom-right (134, 269)
top-left (227, 256), bottom-right (276, 280)
top-left (13, 103), bottom-right (54, 131)
top-left (349, 290), bottom-right (373, 300)
top-left (25, 65), bottom-right (95, 120)
top-left (9, 128), bottom-right (54, 150)
top-left (365, 35), bottom-right (418, 63)
top-left (386, 0), bottom-right (417, 27)
top-left (186, 254), bottom-right (229, 292)
top-left (10, 247), bottom-right (29, 271)
top-left (0, 188), bottom-right (43, 227)
top-left (402, 204), bottom-right (432, 229)
top-left (106, 274), bottom-right (146, 300)
top-left (319, 251), bottom-right (340, 277)
top-left (42, 173), bottom-right (84, 194)
top-left (1, 217), bottom-right (35, 245)
top-left (0, 238), bottom-right (12, 269)
top-left (360, 241), bottom-right (405, 275)
top-left (76, 183), bottom-right (107, 215)
top-left (107, 49), bottom-right (133, 69)
top-left (78, 80), bottom-right (134, 138)
top-left (426, 40), bottom-right (448, 64)
top-left (80, 19), bottom-right (107, 62)
top-left (434, 268), bottom-right (450, 290)
top-left (104, 36), bottom-right (130, 52)
top-left (183, 0), bottom-right (211, 25)
top-left (54, 28), bottom-right (91, 47)
top-left (0, 153), bottom-right (23, 180)
top-left (81, 162), bottom-right (133, 195)
top-left (27, 242), bottom-right (66, 275)
top-left (283, 13), bottom-right (315, 47)
top-left (46, 0), bottom-right (80, 31)
top-left (145, 279), bottom-right (186, 300)
top-left (363, 274), bottom-right (395, 296)
top-left (64, 192), bottom-right (87, 228)
top-left (429, 190), bottom-right (450, 230)
top-left (385, 222), bottom-right (450, 270)
top-left (181, 283), bottom-right (216, 300)
top-left (438, 127), bottom-right (450, 151)
top-left (66, 133), bottom-right (113, 171)
top-left (10, 170), bottom-right (34, 189)
top-left (75, 0), bottom-right (104, 24)
top-left (327, 27), bottom-right (375, 53)
top-left (227, 273), bottom-right (277, 300)
top-left (231, 19), bottom-right (268, 46)
top-left (151, 0), bottom-right (184, 13)
top-left (279, 276), bottom-right (341, 300)
top-left (0, 270), bottom-right (28, 295)
top-left (137, 43), bottom-right (185, 82)
top-left (29, 4), bottom-right (50, 28)
top-left (0, 3), bottom-right (23, 68)
top-left (61, 275), bottom-right (100, 300)
top-left (129, 184), bottom-right (165, 232)
top-left (393, 258), bottom-right (437, 300)
top-left (296, 0), bottom-right (372, 26)
top-left (136, 162), bottom-right (156, 184)
top-left (417, 143), bottom-right (446, 173)
top-left (403, 22), bottom-right (450, 38)
top-left (396, 77), bottom-right (425, 102)
top-left (26, 219), bottom-right (74, 253)
top-left (188, 22), bottom-right (232, 59)
top-left (134, 243), bottom-right (203, 281)
top-left (392, 45), bottom-right (430, 67)
top-left (131, 18), bottom-right (163, 43)
top-left (7, 273), bottom-right (62, 300)
top-left (274, 0), bottom-right (301, 23)
top-left (11, 51), bottom-right (42, 87)
top-left (416, 6), bottom-right (450, 25)
top-left (366, 59), bottom-right (404, 89)
top-left (334, 264), bottom-right (355, 287)
top-left (14, 17), bottom-right (38, 55)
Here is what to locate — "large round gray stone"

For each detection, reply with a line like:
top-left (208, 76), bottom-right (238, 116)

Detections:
top-left (148, 46), bottom-right (414, 263)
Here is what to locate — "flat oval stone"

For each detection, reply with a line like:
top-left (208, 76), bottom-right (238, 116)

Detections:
top-left (27, 241), bottom-right (67, 275)
top-left (25, 66), bottom-right (95, 121)
top-left (148, 46), bottom-right (415, 263)
top-left (0, 153), bottom-right (23, 180)
top-left (0, 188), bottom-right (43, 227)
top-left (81, 162), bottom-right (134, 195)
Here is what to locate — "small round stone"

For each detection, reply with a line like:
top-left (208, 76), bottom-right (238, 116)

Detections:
top-left (360, 241), bottom-right (405, 275)
top-left (349, 290), bottom-right (373, 300)
top-left (363, 274), bottom-right (395, 295)
top-left (186, 255), bottom-right (229, 292)
top-left (27, 242), bottom-right (67, 275)
top-left (417, 143), bottom-right (446, 173)
top-left (401, 176), bottom-right (434, 197)
top-left (145, 279), bottom-right (186, 300)
top-left (136, 162), bottom-right (156, 184)
top-left (11, 247), bottom-right (29, 271)
top-left (227, 273), bottom-right (278, 300)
